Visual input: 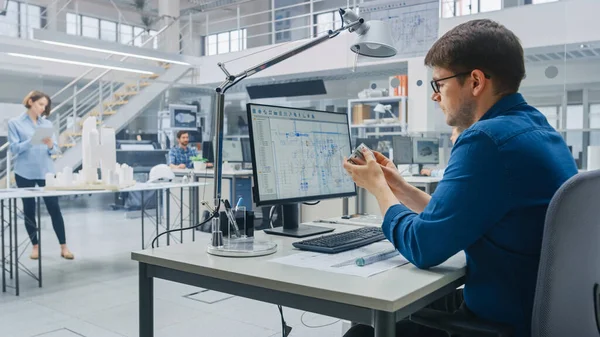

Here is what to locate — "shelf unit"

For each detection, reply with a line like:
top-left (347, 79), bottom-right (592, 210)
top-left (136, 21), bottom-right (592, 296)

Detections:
top-left (347, 96), bottom-right (408, 138)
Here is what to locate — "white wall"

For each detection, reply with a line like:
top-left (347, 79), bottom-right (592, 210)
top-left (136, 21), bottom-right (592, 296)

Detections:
top-left (438, 0), bottom-right (600, 49)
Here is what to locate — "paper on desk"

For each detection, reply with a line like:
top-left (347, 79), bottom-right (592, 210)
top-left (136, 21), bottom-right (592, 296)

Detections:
top-left (270, 241), bottom-right (409, 278)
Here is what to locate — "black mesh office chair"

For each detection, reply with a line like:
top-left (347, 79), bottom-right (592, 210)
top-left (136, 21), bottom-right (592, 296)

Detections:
top-left (410, 170), bottom-right (600, 337)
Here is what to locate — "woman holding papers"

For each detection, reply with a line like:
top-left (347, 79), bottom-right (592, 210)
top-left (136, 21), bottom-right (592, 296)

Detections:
top-left (7, 90), bottom-right (74, 260)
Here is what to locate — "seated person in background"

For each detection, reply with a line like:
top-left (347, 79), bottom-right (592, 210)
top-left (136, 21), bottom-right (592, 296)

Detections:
top-left (168, 130), bottom-right (197, 169)
top-left (420, 127), bottom-right (464, 177)
top-left (343, 19), bottom-right (577, 337)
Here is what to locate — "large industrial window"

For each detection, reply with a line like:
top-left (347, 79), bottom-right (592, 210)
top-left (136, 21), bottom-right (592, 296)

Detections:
top-left (205, 29), bottom-right (247, 56)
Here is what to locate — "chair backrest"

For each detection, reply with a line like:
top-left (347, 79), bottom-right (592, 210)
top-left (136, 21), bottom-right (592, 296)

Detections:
top-left (532, 170), bottom-right (600, 337)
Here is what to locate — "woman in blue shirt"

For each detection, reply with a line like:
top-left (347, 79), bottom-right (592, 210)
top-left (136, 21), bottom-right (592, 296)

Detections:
top-left (8, 91), bottom-right (74, 260)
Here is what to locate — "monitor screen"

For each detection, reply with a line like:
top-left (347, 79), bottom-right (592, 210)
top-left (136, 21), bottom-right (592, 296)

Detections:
top-left (221, 139), bottom-right (244, 162)
top-left (392, 136), bottom-right (413, 165)
top-left (169, 104), bottom-right (198, 130)
top-left (412, 137), bottom-right (440, 164)
top-left (202, 141), bottom-right (214, 163)
top-left (247, 103), bottom-right (356, 206)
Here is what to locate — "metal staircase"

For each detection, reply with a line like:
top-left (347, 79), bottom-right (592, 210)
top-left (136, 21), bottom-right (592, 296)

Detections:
top-left (0, 17), bottom-right (195, 188)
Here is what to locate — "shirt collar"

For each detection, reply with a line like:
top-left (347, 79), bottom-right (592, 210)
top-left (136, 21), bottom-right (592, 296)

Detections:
top-left (478, 93), bottom-right (527, 122)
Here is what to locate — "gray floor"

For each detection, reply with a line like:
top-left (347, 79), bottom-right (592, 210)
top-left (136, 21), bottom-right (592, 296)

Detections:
top-left (1, 194), bottom-right (344, 337)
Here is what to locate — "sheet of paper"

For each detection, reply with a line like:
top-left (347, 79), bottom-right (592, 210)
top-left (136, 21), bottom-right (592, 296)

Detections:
top-left (270, 241), bottom-right (409, 278)
top-left (30, 126), bottom-right (54, 145)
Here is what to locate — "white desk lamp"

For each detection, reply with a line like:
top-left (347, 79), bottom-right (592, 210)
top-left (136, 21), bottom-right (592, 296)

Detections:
top-left (207, 8), bottom-right (397, 257)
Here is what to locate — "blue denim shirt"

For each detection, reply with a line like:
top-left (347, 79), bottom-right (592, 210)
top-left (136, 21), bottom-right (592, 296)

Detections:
top-left (168, 145), bottom-right (198, 169)
top-left (382, 93), bottom-right (577, 337)
top-left (8, 113), bottom-right (59, 180)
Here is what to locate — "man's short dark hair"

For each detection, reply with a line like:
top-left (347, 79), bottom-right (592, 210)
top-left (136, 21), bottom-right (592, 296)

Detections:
top-left (177, 130), bottom-right (188, 139)
top-left (424, 19), bottom-right (525, 95)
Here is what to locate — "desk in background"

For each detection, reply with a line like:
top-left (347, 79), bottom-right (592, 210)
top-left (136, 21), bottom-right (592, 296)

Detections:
top-left (133, 224), bottom-right (466, 337)
top-left (171, 169), bottom-right (254, 210)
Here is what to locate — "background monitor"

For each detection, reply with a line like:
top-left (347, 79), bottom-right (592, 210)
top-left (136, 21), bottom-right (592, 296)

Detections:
top-left (240, 138), bottom-right (252, 163)
top-left (169, 104), bottom-right (198, 130)
top-left (412, 137), bottom-right (440, 165)
top-left (202, 141), bottom-right (214, 163)
top-left (221, 139), bottom-right (244, 162)
top-left (247, 103), bottom-right (356, 237)
top-left (354, 137), bottom-right (392, 157)
top-left (186, 129), bottom-right (203, 143)
top-left (391, 136), bottom-right (413, 165)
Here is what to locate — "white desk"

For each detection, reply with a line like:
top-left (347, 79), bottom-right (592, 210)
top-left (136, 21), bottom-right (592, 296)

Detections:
top-left (1, 182), bottom-right (208, 296)
top-left (132, 224), bottom-right (466, 337)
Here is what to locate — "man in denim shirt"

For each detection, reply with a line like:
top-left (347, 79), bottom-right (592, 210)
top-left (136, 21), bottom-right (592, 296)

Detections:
top-left (169, 130), bottom-right (197, 169)
top-left (343, 19), bottom-right (577, 337)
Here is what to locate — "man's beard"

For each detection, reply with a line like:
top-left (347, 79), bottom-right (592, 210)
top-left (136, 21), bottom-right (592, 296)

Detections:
top-left (448, 98), bottom-right (476, 129)
top-left (181, 141), bottom-right (189, 147)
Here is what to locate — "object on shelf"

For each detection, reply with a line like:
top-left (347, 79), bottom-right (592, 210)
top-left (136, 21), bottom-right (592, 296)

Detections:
top-left (389, 75), bottom-right (408, 97)
top-left (352, 104), bottom-right (371, 124)
top-left (358, 88), bottom-right (389, 99)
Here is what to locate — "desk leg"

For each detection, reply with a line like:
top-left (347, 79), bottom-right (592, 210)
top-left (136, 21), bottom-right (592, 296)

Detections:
top-left (37, 197), bottom-right (42, 288)
top-left (155, 192), bottom-right (159, 248)
top-left (1, 200), bottom-right (5, 293)
top-left (179, 187), bottom-right (183, 243)
top-left (13, 199), bottom-right (18, 296)
top-left (166, 189), bottom-right (170, 246)
top-left (8, 199), bottom-right (12, 279)
top-left (141, 190), bottom-right (145, 249)
top-left (139, 262), bottom-right (154, 337)
top-left (373, 311), bottom-right (395, 337)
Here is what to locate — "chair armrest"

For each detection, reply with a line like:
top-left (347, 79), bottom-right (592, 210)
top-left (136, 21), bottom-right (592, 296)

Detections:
top-left (409, 308), bottom-right (514, 337)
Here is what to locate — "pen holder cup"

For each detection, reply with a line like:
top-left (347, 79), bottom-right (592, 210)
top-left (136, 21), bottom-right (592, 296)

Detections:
top-left (219, 210), bottom-right (254, 238)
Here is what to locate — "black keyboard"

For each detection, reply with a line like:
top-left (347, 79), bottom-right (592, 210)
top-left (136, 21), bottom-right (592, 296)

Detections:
top-left (292, 227), bottom-right (386, 254)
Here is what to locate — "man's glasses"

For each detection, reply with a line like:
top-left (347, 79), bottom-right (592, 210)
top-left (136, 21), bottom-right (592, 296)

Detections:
top-left (430, 71), bottom-right (491, 93)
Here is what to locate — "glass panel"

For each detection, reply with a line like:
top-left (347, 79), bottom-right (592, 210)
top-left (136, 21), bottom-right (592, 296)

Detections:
top-left (316, 12), bottom-right (333, 35)
top-left (24, 4), bottom-right (40, 39)
top-left (590, 104), bottom-right (600, 128)
top-left (0, 1), bottom-right (19, 37)
top-left (66, 13), bottom-right (78, 35)
top-left (459, 0), bottom-right (478, 16)
top-left (100, 20), bottom-right (117, 41)
top-left (566, 105), bottom-right (583, 129)
top-left (479, 0), bottom-right (501, 13)
top-left (242, 29), bottom-right (247, 50)
top-left (81, 15), bottom-right (99, 38)
top-left (440, 0), bottom-right (455, 18)
top-left (149, 30), bottom-right (158, 49)
top-left (133, 26), bottom-right (144, 46)
top-left (230, 30), bottom-right (239, 52)
top-left (120, 24), bottom-right (133, 44)
top-left (218, 32), bottom-right (229, 54)
top-left (538, 106), bottom-right (559, 129)
top-left (207, 34), bottom-right (217, 55)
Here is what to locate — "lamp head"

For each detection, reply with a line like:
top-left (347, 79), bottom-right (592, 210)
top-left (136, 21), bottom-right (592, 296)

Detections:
top-left (340, 8), bottom-right (397, 58)
top-left (374, 104), bottom-right (392, 114)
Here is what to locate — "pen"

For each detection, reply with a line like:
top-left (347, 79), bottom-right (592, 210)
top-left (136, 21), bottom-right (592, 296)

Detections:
top-left (355, 249), bottom-right (399, 267)
top-left (235, 197), bottom-right (243, 211)
top-left (223, 199), bottom-right (241, 237)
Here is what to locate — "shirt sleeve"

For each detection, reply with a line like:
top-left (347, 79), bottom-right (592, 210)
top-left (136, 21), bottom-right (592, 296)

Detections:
top-left (47, 131), bottom-right (59, 155)
top-left (381, 130), bottom-right (510, 269)
top-left (8, 120), bottom-right (32, 156)
top-left (168, 148), bottom-right (177, 165)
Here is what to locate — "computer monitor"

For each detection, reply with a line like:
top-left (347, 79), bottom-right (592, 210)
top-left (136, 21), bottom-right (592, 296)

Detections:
top-left (247, 103), bottom-right (356, 237)
top-left (169, 104), bottom-right (198, 130)
top-left (392, 136), bottom-right (413, 165)
top-left (354, 137), bottom-right (392, 157)
top-left (186, 129), bottom-right (202, 144)
top-left (412, 137), bottom-right (440, 165)
top-left (202, 141), bottom-right (214, 162)
top-left (240, 138), bottom-right (252, 163)
top-left (221, 139), bottom-right (244, 162)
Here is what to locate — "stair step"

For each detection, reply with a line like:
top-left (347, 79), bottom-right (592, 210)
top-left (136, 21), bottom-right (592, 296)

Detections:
top-left (65, 132), bottom-right (82, 137)
top-left (115, 91), bottom-right (139, 98)
top-left (90, 110), bottom-right (117, 116)
top-left (104, 100), bottom-right (128, 107)
top-left (141, 73), bottom-right (159, 79)
top-left (78, 119), bottom-right (103, 126)
top-left (61, 143), bottom-right (76, 148)
top-left (126, 82), bottom-right (150, 89)
top-left (51, 154), bottom-right (62, 159)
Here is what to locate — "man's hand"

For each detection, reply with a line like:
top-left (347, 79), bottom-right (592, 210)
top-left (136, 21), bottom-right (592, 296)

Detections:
top-left (343, 148), bottom-right (388, 195)
top-left (348, 150), bottom-right (408, 199)
top-left (420, 168), bottom-right (432, 176)
top-left (42, 138), bottom-right (53, 149)
top-left (178, 164), bottom-right (186, 169)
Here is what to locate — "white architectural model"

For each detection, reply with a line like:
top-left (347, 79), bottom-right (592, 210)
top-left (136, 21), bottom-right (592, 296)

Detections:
top-left (46, 117), bottom-right (135, 190)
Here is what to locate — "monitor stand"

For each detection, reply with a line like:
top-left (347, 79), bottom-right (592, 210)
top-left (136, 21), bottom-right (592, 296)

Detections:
top-left (263, 204), bottom-right (334, 238)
